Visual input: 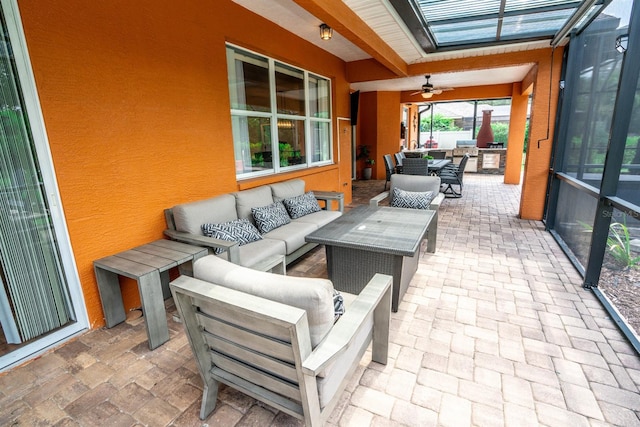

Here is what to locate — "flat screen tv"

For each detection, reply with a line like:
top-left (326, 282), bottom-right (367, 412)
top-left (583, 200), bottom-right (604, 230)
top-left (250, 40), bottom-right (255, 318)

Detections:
top-left (350, 91), bottom-right (360, 126)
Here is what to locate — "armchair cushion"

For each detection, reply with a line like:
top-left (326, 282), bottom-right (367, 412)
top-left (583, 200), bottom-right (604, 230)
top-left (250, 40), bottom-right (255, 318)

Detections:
top-left (390, 188), bottom-right (434, 210)
top-left (283, 191), bottom-right (321, 219)
top-left (201, 219), bottom-right (263, 255)
top-left (193, 255), bottom-right (335, 347)
top-left (252, 201), bottom-right (291, 234)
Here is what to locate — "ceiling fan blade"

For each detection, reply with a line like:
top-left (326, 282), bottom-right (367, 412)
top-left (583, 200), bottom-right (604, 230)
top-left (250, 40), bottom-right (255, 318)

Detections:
top-left (410, 90), bottom-right (423, 96)
top-left (432, 89), bottom-right (443, 95)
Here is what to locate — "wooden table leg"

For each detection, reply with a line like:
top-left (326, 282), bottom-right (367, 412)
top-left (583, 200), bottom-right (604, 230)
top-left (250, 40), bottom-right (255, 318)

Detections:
top-left (137, 270), bottom-right (170, 349)
top-left (94, 266), bottom-right (126, 328)
top-left (426, 212), bottom-right (437, 253)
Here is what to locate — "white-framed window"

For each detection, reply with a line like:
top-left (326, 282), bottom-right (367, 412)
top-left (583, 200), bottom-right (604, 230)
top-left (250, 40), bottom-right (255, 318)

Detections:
top-left (226, 44), bottom-right (333, 178)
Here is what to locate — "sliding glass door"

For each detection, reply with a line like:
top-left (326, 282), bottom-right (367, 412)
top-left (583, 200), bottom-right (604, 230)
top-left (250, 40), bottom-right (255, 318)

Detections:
top-left (0, 0), bottom-right (86, 371)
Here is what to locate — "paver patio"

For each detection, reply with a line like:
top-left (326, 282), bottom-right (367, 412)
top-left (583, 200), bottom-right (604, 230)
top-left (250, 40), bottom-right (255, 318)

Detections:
top-left (1, 174), bottom-right (638, 426)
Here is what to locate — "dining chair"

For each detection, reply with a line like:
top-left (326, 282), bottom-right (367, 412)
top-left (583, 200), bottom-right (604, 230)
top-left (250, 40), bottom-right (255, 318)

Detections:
top-left (383, 154), bottom-right (395, 190)
top-left (400, 157), bottom-right (430, 176)
top-left (393, 152), bottom-right (404, 174)
top-left (440, 153), bottom-right (470, 197)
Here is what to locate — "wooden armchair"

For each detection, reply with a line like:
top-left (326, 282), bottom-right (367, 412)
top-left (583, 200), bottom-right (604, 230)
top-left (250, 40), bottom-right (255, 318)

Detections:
top-left (170, 257), bottom-right (392, 425)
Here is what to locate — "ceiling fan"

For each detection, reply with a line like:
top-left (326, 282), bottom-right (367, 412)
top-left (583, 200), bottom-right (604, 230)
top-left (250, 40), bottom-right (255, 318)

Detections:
top-left (411, 75), bottom-right (453, 99)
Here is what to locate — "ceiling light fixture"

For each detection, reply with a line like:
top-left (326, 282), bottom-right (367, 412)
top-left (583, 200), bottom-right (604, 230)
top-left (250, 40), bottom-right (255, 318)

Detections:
top-left (421, 92), bottom-right (433, 99)
top-left (319, 23), bottom-right (332, 41)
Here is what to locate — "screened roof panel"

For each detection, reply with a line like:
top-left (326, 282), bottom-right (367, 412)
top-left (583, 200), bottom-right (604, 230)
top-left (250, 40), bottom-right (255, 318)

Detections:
top-left (407, 0), bottom-right (595, 49)
top-left (431, 18), bottom-right (499, 44)
top-left (500, 10), bottom-right (576, 38)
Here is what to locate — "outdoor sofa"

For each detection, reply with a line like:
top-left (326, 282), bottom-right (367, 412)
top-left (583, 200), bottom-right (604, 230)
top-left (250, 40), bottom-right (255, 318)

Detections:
top-left (164, 179), bottom-right (343, 271)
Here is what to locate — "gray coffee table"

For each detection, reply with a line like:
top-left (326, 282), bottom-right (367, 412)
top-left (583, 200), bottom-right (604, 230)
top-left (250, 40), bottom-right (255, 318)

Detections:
top-left (306, 206), bottom-right (435, 311)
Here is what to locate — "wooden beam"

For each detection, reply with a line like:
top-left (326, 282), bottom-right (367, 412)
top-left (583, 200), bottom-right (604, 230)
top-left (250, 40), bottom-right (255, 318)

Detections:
top-left (291, 0), bottom-right (408, 77)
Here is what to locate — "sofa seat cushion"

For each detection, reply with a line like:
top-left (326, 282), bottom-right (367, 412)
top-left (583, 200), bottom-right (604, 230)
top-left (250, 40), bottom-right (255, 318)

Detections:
top-left (173, 194), bottom-right (238, 235)
top-left (202, 219), bottom-right (262, 255)
top-left (234, 186), bottom-right (274, 222)
top-left (262, 221), bottom-right (317, 255)
top-left (216, 238), bottom-right (285, 269)
top-left (193, 255), bottom-right (335, 347)
top-left (270, 179), bottom-right (305, 201)
top-left (292, 209), bottom-right (342, 228)
top-left (251, 201), bottom-right (291, 234)
top-left (283, 191), bottom-right (321, 219)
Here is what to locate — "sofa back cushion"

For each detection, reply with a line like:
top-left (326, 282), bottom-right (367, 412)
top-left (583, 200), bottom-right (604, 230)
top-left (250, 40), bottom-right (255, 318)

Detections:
top-left (172, 194), bottom-right (238, 235)
top-left (193, 255), bottom-right (335, 347)
top-left (233, 186), bottom-right (274, 222)
top-left (270, 179), bottom-right (305, 201)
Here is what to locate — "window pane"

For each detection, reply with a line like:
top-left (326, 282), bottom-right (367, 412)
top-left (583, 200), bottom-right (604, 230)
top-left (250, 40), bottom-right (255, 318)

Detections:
top-left (277, 119), bottom-right (305, 167)
top-left (231, 116), bottom-right (273, 174)
top-left (617, 51), bottom-right (640, 205)
top-left (553, 181), bottom-right (597, 269)
top-left (275, 63), bottom-right (304, 116)
top-left (227, 47), bottom-right (270, 112)
top-left (309, 74), bottom-right (330, 118)
top-left (311, 121), bottom-right (331, 163)
top-left (597, 208), bottom-right (640, 338)
top-left (561, 0), bottom-right (630, 186)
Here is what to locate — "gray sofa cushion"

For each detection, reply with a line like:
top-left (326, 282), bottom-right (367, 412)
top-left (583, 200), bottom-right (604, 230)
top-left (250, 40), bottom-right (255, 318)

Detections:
top-left (173, 194), bottom-right (238, 235)
top-left (216, 238), bottom-right (285, 268)
top-left (270, 179), bottom-right (305, 201)
top-left (263, 221), bottom-right (318, 254)
top-left (293, 209), bottom-right (342, 228)
top-left (234, 186), bottom-right (274, 222)
top-left (193, 255), bottom-right (335, 347)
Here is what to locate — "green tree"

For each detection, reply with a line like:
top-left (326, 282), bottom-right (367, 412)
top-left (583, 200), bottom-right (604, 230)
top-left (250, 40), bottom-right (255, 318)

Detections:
top-left (490, 122), bottom-right (509, 144)
top-left (420, 114), bottom-right (461, 132)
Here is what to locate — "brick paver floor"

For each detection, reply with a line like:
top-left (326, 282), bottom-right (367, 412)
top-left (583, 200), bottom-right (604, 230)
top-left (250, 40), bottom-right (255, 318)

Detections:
top-left (1, 174), bottom-right (639, 426)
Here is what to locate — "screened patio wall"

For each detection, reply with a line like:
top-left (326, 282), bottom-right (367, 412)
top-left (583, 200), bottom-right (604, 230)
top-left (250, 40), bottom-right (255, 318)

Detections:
top-left (546, 0), bottom-right (640, 352)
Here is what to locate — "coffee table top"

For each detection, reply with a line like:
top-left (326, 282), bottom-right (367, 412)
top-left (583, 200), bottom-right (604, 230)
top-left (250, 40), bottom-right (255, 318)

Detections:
top-left (305, 206), bottom-right (435, 257)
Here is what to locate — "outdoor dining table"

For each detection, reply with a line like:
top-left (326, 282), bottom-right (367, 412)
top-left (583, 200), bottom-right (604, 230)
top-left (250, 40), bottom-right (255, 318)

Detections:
top-left (305, 205), bottom-right (436, 312)
top-left (428, 159), bottom-right (451, 174)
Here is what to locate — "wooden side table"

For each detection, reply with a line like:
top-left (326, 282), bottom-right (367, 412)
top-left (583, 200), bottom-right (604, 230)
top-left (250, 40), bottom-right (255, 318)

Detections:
top-left (94, 239), bottom-right (207, 349)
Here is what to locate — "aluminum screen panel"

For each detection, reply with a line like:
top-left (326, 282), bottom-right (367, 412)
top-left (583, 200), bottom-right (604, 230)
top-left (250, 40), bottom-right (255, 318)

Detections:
top-left (412, 0), bottom-right (588, 48)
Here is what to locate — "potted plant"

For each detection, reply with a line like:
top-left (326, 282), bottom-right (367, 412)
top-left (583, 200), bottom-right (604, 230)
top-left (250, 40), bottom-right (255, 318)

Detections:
top-left (358, 145), bottom-right (375, 180)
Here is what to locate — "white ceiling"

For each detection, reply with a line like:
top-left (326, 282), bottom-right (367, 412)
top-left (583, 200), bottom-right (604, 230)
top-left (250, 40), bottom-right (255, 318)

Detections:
top-left (231, 0), bottom-right (547, 93)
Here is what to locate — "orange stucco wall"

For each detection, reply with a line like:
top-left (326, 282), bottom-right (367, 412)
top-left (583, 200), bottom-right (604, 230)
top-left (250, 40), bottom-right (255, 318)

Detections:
top-left (504, 82), bottom-right (530, 184)
top-left (357, 91), bottom-right (401, 179)
top-left (18, 0), bottom-right (352, 328)
top-left (520, 48), bottom-right (563, 220)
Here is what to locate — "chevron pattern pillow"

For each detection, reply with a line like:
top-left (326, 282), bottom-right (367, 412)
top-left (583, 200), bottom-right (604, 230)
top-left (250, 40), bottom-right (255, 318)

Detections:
top-left (390, 188), bottom-right (434, 210)
top-left (251, 201), bottom-right (291, 234)
top-left (283, 191), bottom-right (321, 219)
top-left (202, 218), bottom-right (263, 255)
